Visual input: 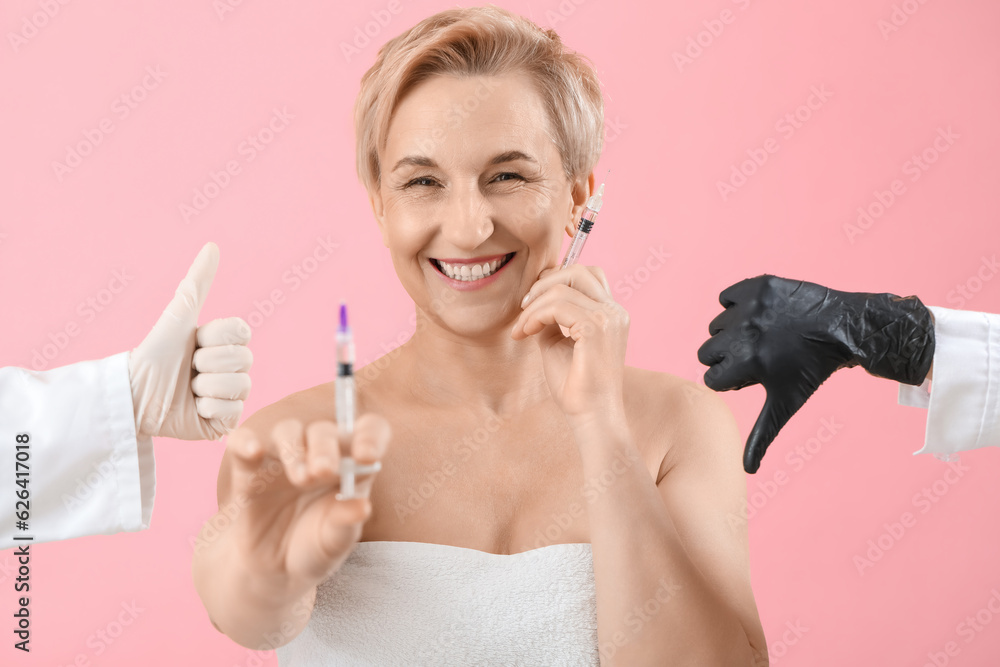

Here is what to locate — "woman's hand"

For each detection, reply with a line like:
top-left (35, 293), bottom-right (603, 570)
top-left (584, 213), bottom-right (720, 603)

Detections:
top-left (510, 264), bottom-right (630, 425)
top-left (210, 414), bottom-right (390, 606)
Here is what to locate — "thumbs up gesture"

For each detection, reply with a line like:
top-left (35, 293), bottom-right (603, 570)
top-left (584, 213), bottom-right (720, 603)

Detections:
top-left (697, 275), bottom-right (934, 474)
top-left (128, 243), bottom-right (253, 440)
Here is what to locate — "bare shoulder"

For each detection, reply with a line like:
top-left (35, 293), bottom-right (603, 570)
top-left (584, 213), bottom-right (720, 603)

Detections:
top-left (622, 366), bottom-right (741, 484)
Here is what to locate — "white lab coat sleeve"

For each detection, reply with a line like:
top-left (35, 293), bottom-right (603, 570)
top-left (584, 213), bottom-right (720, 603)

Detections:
top-left (0, 351), bottom-right (155, 550)
top-left (898, 306), bottom-right (1000, 456)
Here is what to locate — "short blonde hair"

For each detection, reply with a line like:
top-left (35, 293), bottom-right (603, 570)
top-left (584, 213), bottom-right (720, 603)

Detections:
top-left (354, 5), bottom-right (604, 193)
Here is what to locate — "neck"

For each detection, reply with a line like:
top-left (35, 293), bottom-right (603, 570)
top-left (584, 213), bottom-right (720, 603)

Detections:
top-left (391, 308), bottom-right (552, 417)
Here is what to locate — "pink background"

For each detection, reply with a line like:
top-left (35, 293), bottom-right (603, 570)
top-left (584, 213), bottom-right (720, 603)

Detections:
top-left (2, 0), bottom-right (999, 664)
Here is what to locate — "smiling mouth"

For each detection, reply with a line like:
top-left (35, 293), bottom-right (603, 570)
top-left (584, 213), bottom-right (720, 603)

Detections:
top-left (430, 252), bottom-right (516, 282)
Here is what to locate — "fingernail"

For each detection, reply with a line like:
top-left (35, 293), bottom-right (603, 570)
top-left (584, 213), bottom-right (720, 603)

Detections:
top-left (521, 292), bottom-right (532, 308)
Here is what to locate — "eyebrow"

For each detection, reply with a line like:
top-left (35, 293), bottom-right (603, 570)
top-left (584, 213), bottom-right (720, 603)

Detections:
top-left (390, 150), bottom-right (537, 173)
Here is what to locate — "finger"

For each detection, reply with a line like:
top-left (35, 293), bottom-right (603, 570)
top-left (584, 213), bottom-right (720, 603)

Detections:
top-left (164, 242), bottom-right (220, 325)
top-left (223, 426), bottom-right (271, 500)
top-left (516, 285), bottom-right (603, 339)
top-left (698, 331), bottom-right (761, 391)
top-left (226, 425), bottom-right (265, 468)
top-left (351, 413), bottom-right (391, 464)
top-left (197, 317), bottom-right (252, 347)
top-left (193, 344), bottom-right (253, 373)
top-left (708, 306), bottom-right (739, 336)
top-left (696, 331), bottom-right (729, 367)
top-left (305, 421), bottom-right (341, 483)
top-left (191, 372), bottom-right (252, 400)
top-left (196, 396), bottom-right (243, 425)
top-left (744, 389), bottom-right (802, 474)
top-left (702, 356), bottom-right (760, 392)
top-left (320, 497), bottom-right (371, 552)
top-left (584, 265), bottom-right (611, 295)
top-left (272, 419), bottom-right (308, 486)
top-left (718, 276), bottom-right (759, 308)
top-left (524, 264), bottom-right (612, 307)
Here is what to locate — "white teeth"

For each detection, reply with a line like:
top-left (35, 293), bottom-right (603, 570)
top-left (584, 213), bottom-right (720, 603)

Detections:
top-left (437, 255), bottom-right (510, 281)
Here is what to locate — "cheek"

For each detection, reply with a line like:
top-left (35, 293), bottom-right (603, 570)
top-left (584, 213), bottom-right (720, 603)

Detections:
top-left (494, 189), bottom-right (563, 239)
top-left (510, 193), bottom-right (566, 245)
top-left (382, 199), bottom-right (434, 252)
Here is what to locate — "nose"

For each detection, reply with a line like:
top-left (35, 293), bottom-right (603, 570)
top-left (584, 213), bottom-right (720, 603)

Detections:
top-left (438, 180), bottom-right (494, 250)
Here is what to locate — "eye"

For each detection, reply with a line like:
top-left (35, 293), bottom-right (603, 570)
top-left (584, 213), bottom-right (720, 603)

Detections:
top-left (492, 172), bottom-right (524, 183)
top-left (404, 176), bottom-right (438, 188)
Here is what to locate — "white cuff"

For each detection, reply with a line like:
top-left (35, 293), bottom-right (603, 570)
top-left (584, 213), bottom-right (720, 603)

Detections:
top-left (107, 351), bottom-right (156, 531)
top-left (898, 377), bottom-right (930, 409)
top-left (903, 306), bottom-right (999, 456)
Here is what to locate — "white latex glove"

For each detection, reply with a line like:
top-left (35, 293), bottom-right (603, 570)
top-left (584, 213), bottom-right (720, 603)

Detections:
top-left (128, 242), bottom-right (252, 440)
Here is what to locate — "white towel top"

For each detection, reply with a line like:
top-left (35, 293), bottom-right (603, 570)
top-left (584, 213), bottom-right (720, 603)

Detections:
top-left (275, 540), bottom-right (599, 667)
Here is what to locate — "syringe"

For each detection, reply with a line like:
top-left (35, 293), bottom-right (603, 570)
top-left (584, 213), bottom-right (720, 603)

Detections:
top-left (560, 171), bottom-right (608, 269)
top-left (334, 302), bottom-right (381, 501)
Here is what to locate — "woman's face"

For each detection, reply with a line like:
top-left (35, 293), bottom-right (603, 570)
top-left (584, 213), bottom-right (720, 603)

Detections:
top-left (371, 72), bottom-right (592, 338)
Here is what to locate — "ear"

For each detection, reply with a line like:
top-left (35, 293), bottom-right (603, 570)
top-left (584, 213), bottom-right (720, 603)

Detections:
top-left (369, 186), bottom-right (389, 248)
top-left (565, 171), bottom-right (596, 237)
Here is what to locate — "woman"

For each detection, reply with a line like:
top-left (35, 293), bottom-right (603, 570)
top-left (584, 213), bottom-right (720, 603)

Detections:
top-left (192, 6), bottom-right (767, 665)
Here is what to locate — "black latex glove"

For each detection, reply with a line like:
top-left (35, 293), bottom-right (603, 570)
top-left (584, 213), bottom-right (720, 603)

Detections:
top-left (697, 275), bottom-right (935, 474)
